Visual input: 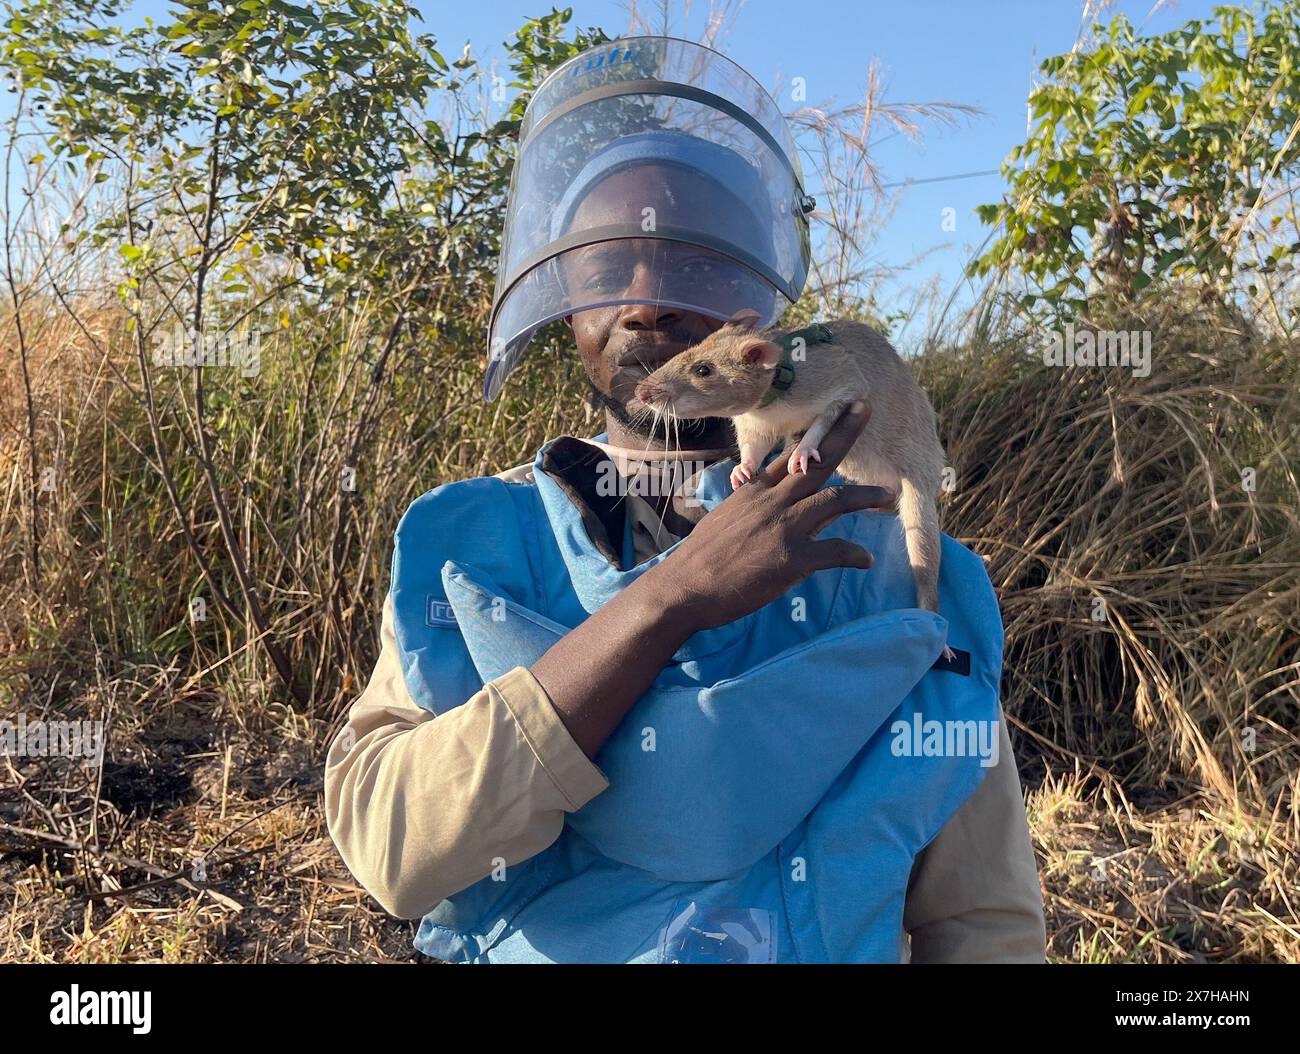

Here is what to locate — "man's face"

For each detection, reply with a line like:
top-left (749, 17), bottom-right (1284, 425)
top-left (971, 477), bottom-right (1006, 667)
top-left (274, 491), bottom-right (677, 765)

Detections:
top-left (560, 165), bottom-right (740, 435)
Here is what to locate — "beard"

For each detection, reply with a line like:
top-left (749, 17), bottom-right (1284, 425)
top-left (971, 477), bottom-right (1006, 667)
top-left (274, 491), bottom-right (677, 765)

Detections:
top-left (585, 377), bottom-right (728, 443)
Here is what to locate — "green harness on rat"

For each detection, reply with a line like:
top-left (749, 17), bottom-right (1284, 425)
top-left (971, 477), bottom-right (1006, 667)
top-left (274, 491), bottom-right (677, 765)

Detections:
top-left (759, 322), bottom-right (835, 407)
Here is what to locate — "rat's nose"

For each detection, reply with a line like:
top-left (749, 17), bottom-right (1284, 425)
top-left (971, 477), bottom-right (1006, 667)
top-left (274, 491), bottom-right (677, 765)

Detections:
top-left (634, 380), bottom-right (664, 405)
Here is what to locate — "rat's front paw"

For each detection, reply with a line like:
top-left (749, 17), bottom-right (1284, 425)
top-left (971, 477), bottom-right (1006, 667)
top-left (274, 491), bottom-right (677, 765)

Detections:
top-left (940, 645), bottom-right (957, 663)
top-left (730, 463), bottom-right (756, 490)
top-left (787, 443), bottom-right (822, 475)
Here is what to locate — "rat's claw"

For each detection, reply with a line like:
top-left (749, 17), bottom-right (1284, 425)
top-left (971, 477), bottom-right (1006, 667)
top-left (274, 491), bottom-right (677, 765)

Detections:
top-left (787, 446), bottom-right (820, 475)
top-left (730, 463), bottom-right (755, 490)
top-left (940, 645), bottom-right (957, 664)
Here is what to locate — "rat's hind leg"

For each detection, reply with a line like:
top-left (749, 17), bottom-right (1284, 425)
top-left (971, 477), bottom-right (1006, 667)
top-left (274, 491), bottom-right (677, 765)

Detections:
top-left (787, 400), bottom-right (850, 475)
top-left (898, 475), bottom-right (953, 660)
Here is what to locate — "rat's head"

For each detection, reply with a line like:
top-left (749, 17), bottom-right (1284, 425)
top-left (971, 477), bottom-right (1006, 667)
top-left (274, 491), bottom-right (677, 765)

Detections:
top-left (633, 309), bottom-right (782, 417)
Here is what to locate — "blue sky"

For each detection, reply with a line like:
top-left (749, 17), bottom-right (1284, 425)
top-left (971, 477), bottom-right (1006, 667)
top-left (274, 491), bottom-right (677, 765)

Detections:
top-left (427, 1), bottom-right (1226, 332)
top-left (7, 0), bottom-right (1229, 332)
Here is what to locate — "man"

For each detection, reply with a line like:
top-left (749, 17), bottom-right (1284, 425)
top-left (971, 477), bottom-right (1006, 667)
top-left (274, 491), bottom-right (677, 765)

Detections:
top-left (325, 37), bottom-right (1045, 963)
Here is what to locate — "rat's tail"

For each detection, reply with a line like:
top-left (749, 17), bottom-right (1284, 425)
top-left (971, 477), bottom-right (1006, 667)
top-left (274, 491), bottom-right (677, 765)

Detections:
top-left (898, 475), bottom-right (941, 614)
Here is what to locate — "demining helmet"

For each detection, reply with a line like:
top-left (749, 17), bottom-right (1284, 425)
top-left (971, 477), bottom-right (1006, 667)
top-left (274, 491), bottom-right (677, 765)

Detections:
top-left (484, 36), bottom-right (815, 400)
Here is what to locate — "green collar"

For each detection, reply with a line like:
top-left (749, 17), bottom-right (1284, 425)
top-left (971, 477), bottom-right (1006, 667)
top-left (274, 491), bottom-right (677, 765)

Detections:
top-left (758, 322), bottom-right (834, 407)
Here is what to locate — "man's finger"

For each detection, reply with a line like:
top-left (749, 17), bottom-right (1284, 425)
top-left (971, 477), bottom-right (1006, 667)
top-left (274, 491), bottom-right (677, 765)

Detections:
top-left (792, 483), bottom-right (898, 536)
top-left (755, 442), bottom-right (792, 488)
top-left (804, 537), bottom-right (874, 573)
top-left (778, 401), bottom-right (870, 501)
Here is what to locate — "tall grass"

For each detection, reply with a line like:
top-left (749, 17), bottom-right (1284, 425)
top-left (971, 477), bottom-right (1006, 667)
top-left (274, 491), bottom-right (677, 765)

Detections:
top-left (5, 280), bottom-right (1296, 801)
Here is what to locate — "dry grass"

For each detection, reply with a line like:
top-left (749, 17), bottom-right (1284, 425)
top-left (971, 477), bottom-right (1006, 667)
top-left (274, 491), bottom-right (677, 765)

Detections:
top-left (1031, 770), bottom-right (1300, 962)
top-left (2, 668), bottom-right (415, 963)
top-left (1, 288), bottom-right (1298, 963)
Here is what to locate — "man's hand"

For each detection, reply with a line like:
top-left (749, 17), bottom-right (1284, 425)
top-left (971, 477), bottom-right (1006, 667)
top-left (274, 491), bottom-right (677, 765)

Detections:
top-left (646, 400), bottom-right (895, 633)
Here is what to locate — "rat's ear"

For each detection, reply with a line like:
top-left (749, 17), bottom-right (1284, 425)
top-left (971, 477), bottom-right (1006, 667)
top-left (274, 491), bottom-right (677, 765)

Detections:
top-left (741, 340), bottom-right (782, 369)
top-left (728, 308), bottom-right (762, 330)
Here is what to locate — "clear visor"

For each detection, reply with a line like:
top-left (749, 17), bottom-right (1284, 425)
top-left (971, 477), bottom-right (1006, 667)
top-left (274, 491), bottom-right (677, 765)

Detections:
top-left (485, 37), bottom-right (811, 400)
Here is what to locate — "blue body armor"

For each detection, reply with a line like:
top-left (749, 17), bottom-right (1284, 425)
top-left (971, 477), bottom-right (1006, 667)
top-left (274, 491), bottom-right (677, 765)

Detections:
top-left (386, 437), bottom-right (1004, 962)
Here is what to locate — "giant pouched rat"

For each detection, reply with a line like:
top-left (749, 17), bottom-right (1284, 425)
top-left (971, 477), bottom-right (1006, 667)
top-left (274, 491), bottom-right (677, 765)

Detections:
top-left (633, 310), bottom-right (949, 635)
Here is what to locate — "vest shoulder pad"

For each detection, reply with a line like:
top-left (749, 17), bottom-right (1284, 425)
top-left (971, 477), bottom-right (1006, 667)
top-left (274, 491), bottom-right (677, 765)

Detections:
top-left (390, 475), bottom-right (543, 713)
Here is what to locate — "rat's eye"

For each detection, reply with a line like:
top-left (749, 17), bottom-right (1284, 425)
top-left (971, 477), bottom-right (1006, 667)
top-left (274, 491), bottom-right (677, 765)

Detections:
top-left (691, 363), bottom-right (714, 378)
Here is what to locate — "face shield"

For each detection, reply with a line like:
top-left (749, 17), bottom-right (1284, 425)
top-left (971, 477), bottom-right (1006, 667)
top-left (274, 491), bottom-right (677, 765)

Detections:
top-left (484, 36), bottom-right (814, 401)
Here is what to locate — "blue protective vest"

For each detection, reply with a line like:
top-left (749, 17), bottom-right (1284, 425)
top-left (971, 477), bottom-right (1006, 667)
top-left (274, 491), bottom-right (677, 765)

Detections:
top-left (388, 436), bottom-right (1004, 963)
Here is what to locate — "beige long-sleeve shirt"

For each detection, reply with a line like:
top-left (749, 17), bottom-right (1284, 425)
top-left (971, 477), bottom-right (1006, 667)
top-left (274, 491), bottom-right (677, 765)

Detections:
top-left (324, 448), bottom-right (1046, 962)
